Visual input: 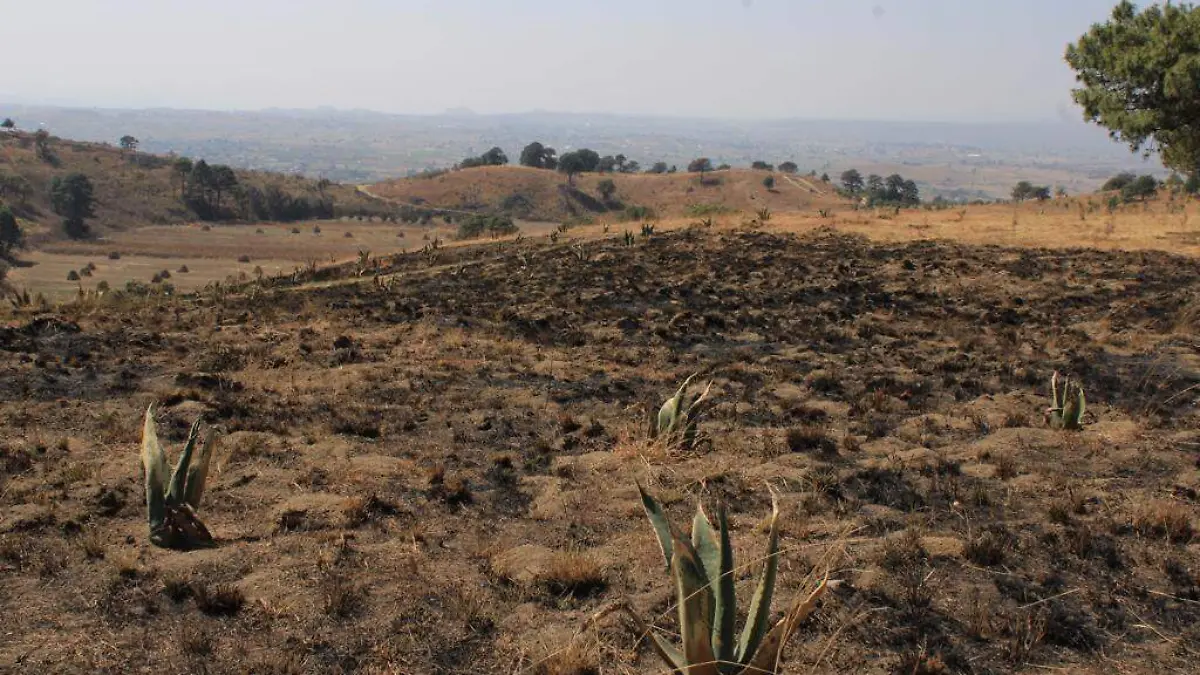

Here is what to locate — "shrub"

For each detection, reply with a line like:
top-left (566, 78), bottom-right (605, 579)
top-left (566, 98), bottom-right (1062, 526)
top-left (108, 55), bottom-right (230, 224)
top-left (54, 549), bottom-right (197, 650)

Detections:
top-left (237, 255), bottom-right (251, 263)
top-left (457, 214), bottom-right (518, 240)
top-left (108, 251), bottom-right (121, 260)
top-left (66, 270), bottom-right (80, 281)
top-left (623, 205), bottom-right (655, 221)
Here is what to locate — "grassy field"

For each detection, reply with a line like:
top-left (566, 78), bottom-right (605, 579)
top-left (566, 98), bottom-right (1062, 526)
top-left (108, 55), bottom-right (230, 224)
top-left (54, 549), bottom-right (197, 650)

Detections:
top-left (1, 198), bottom-right (1199, 673)
top-left (369, 165), bottom-right (846, 222)
top-left (8, 219), bottom-right (562, 299)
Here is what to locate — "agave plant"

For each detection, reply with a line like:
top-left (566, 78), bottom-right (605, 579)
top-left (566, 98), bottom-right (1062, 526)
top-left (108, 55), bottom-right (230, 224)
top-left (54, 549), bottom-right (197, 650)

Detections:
top-left (651, 374), bottom-right (713, 452)
top-left (1047, 371), bottom-right (1086, 430)
top-left (141, 405), bottom-right (217, 550)
top-left (623, 485), bottom-right (834, 675)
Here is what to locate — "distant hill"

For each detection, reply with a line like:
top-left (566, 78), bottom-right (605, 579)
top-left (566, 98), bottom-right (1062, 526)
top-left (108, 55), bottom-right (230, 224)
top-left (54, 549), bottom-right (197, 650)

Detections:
top-left (368, 165), bottom-right (849, 221)
top-left (0, 129), bottom-right (378, 243)
top-left (0, 104), bottom-right (1159, 196)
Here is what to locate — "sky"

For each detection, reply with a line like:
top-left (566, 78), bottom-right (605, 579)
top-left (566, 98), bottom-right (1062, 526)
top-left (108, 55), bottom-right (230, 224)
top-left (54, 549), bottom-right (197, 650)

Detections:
top-left (0, 0), bottom-right (1124, 123)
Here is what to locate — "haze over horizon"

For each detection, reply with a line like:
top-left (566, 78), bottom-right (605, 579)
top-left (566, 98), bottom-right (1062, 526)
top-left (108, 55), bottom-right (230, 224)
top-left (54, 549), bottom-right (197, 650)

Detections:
top-left (1, 0), bottom-right (1123, 124)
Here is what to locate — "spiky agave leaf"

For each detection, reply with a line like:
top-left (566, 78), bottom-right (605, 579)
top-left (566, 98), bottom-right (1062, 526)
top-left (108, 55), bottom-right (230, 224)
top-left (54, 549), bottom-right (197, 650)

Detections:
top-left (658, 373), bottom-right (700, 437)
top-left (691, 504), bottom-right (735, 669)
top-left (735, 497), bottom-right (780, 665)
top-left (616, 602), bottom-right (687, 675)
top-left (735, 577), bottom-right (833, 675)
top-left (713, 504), bottom-right (737, 672)
top-left (639, 483), bottom-right (675, 570)
top-left (166, 419), bottom-right (202, 505)
top-left (672, 537), bottom-right (719, 675)
top-left (1062, 382), bottom-right (1086, 431)
top-left (141, 405), bottom-right (168, 532)
top-left (182, 429), bottom-right (215, 509)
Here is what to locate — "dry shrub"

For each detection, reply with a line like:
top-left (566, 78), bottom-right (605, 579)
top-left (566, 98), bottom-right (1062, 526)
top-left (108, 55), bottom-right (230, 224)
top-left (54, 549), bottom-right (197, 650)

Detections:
top-left (880, 528), bottom-right (927, 572)
top-left (178, 624), bottom-right (214, 657)
top-left (533, 641), bottom-right (599, 675)
top-left (194, 583), bottom-right (245, 617)
top-left (427, 464), bottom-right (472, 506)
top-left (1003, 610), bottom-right (1047, 664)
top-left (539, 551), bottom-right (606, 599)
top-left (321, 574), bottom-right (367, 619)
top-left (1132, 500), bottom-right (1194, 544)
top-left (994, 454), bottom-right (1019, 480)
top-left (786, 424), bottom-right (837, 454)
top-left (965, 525), bottom-right (1013, 567)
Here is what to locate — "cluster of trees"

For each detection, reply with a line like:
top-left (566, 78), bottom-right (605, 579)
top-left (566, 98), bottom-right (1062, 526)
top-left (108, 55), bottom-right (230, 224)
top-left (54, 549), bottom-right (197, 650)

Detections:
top-left (457, 214), bottom-right (518, 240)
top-left (173, 157), bottom-right (333, 222)
top-left (50, 173), bottom-right (96, 239)
top-left (839, 169), bottom-right (920, 206)
top-left (517, 142), bottom-right (679, 180)
top-left (1101, 172), bottom-right (1163, 202)
top-left (460, 147), bottom-right (508, 169)
top-left (0, 206), bottom-right (23, 256)
top-left (1011, 182), bottom-right (1053, 202)
top-left (0, 170), bottom-right (32, 205)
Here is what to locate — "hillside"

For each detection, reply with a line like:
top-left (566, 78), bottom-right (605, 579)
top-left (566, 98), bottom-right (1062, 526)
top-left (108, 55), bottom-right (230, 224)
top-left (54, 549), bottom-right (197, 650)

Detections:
top-left (0, 130), bottom-right (380, 243)
top-left (369, 165), bottom-right (850, 221)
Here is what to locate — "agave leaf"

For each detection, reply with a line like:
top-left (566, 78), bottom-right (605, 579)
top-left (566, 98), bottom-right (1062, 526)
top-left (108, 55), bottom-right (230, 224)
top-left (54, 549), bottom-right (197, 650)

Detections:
top-left (735, 497), bottom-right (780, 665)
top-left (692, 505), bottom-right (721, 636)
top-left (619, 603), bottom-right (687, 674)
top-left (141, 405), bottom-right (168, 531)
top-left (182, 429), bottom-right (215, 509)
top-left (639, 483), bottom-right (675, 570)
top-left (713, 504), bottom-right (737, 672)
top-left (1051, 371), bottom-right (1062, 409)
top-left (659, 373), bottom-right (700, 436)
top-left (672, 537), bottom-right (719, 675)
top-left (166, 419), bottom-right (202, 505)
top-left (1062, 384), bottom-right (1086, 430)
top-left (735, 578), bottom-right (831, 675)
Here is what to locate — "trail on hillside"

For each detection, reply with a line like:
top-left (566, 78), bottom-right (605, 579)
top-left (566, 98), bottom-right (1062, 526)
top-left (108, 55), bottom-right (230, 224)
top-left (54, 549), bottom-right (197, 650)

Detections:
top-left (782, 174), bottom-right (825, 195)
top-left (355, 184), bottom-right (482, 217)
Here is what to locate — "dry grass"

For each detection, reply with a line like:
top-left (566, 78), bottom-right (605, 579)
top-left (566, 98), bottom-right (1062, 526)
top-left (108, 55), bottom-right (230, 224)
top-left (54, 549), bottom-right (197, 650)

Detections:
top-left (370, 165), bottom-right (842, 221)
top-left (537, 551), bottom-right (606, 599)
top-left (1131, 500), bottom-right (1195, 544)
top-left (3, 223), bottom-right (1200, 673)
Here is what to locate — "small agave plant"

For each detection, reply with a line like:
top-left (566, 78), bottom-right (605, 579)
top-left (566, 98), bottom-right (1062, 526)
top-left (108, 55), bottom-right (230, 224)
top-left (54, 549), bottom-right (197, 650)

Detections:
top-left (624, 485), bottom-right (834, 675)
top-left (1047, 371), bottom-right (1086, 430)
top-left (141, 405), bottom-right (217, 549)
top-left (651, 374), bottom-right (713, 452)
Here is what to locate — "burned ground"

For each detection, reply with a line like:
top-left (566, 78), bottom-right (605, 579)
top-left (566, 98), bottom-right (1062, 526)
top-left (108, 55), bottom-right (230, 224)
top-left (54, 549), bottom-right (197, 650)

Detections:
top-left (1, 227), bottom-right (1199, 673)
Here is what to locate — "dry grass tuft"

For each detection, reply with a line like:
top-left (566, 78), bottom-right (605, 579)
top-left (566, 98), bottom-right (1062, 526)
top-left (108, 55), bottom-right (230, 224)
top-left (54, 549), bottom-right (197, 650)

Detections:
top-left (194, 583), bottom-right (246, 617)
top-left (539, 551), bottom-right (607, 599)
top-left (1131, 500), bottom-right (1194, 544)
top-left (321, 574), bottom-right (368, 619)
top-left (532, 641), bottom-right (600, 675)
top-left (786, 424), bottom-right (838, 454)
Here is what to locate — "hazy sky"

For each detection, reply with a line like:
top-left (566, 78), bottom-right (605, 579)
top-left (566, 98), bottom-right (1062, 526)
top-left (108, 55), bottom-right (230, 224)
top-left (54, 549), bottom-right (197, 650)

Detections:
top-left (1, 0), bottom-right (1123, 122)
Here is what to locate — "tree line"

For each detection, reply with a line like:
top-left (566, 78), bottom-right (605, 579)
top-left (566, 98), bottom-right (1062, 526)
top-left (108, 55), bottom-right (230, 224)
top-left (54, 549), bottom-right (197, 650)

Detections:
top-left (172, 158), bottom-right (334, 223)
top-left (457, 142), bottom-right (821, 187)
top-left (838, 169), bottom-right (921, 207)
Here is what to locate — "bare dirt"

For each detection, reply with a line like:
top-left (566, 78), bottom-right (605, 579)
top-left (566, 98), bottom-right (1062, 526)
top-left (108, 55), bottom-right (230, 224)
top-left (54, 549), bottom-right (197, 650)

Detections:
top-left (1, 225), bottom-right (1199, 674)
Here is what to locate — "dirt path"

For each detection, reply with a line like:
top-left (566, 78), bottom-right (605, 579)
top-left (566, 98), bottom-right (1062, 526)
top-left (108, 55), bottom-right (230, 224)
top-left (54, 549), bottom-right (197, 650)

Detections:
top-left (782, 173), bottom-right (826, 195)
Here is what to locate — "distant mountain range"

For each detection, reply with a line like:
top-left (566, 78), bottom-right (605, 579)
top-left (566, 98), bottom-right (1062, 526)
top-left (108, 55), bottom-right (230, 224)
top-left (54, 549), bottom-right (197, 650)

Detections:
top-left (0, 104), bottom-right (1158, 198)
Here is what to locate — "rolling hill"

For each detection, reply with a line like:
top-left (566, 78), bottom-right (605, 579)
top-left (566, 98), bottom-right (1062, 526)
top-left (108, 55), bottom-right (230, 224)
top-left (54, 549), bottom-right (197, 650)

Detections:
top-left (0, 129), bottom-right (381, 243)
top-left (368, 165), bottom-right (850, 221)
